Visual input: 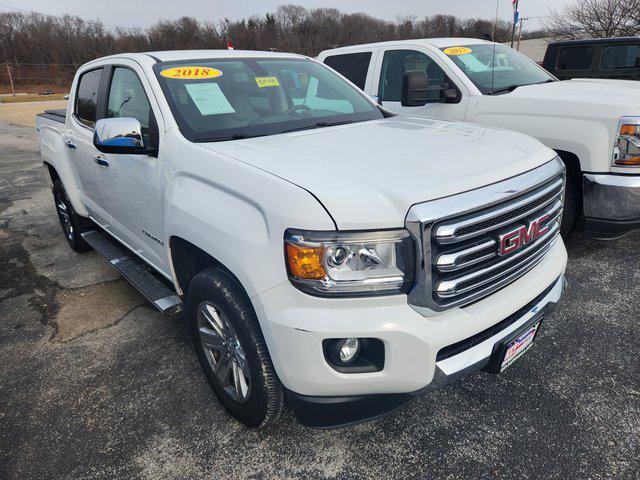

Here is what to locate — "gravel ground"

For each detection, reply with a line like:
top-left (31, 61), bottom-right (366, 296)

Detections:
top-left (0, 120), bottom-right (639, 479)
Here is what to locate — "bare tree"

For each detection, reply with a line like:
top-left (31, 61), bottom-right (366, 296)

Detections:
top-left (545, 0), bottom-right (640, 39)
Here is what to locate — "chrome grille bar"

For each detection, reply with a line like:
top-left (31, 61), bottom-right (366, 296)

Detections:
top-left (405, 156), bottom-right (566, 312)
top-left (435, 177), bottom-right (563, 244)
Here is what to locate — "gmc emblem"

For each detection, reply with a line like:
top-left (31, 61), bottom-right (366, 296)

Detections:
top-left (498, 213), bottom-right (551, 256)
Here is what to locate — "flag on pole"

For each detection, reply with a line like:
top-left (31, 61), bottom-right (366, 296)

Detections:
top-left (512, 0), bottom-right (519, 25)
top-left (227, 39), bottom-right (234, 50)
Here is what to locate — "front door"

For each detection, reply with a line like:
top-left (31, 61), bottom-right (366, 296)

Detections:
top-left (375, 48), bottom-right (468, 121)
top-left (95, 63), bottom-right (167, 272)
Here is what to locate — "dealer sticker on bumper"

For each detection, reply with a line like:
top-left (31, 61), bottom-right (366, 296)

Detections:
top-left (500, 321), bottom-right (541, 372)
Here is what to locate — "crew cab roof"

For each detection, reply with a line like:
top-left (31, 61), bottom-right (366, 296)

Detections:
top-left (80, 49), bottom-right (307, 69)
top-left (320, 37), bottom-right (493, 53)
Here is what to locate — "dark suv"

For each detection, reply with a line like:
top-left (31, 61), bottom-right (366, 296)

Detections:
top-left (543, 37), bottom-right (640, 81)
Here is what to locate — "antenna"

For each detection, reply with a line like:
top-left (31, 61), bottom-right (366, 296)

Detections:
top-left (490, 0), bottom-right (499, 95)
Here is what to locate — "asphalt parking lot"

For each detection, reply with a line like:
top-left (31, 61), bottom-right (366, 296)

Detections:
top-left (1, 119), bottom-right (639, 479)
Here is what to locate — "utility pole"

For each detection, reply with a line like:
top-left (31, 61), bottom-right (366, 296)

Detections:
top-left (6, 64), bottom-right (15, 96)
top-left (510, 0), bottom-right (519, 48)
top-left (516, 17), bottom-right (528, 51)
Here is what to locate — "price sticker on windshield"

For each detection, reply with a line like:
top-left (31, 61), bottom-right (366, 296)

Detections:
top-left (443, 47), bottom-right (473, 56)
top-left (255, 76), bottom-right (280, 88)
top-left (160, 66), bottom-right (222, 79)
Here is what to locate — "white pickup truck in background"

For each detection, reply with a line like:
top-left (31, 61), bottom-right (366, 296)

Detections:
top-left (35, 50), bottom-right (566, 428)
top-left (319, 38), bottom-right (640, 240)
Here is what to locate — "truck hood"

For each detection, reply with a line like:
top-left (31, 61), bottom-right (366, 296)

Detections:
top-left (509, 79), bottom-right (640, 109)
top-left (201, 116), bottom-right (556, 230)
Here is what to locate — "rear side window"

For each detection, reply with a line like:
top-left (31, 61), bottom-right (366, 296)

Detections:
top-left (74, 68), bottom-right (103, 127)
top-left (323, 52), bottom-right (372, 90)
top-left (601, 44), bottom-right (640, 69)
top-left (556, 46), bottom-right (593, 71)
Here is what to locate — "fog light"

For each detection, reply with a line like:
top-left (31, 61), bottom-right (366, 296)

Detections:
top-left (338, 337), bottom-right (360, 364)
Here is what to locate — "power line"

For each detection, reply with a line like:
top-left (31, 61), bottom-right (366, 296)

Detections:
top-left (0, 1), bottom-right (144, 31)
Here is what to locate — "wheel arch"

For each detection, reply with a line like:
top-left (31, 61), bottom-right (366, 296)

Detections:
top-left (554, 149), bottom-right (584, 211)
top-left (168, 236), bottom-right (250, 301)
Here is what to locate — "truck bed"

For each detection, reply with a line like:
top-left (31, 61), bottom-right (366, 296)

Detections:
top-left (36, 108), bottom-right (66, 124)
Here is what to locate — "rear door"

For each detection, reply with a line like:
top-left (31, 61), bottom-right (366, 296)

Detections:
top-left (66, 67), bottom-right (111, 224)
top-left (374, 47), bottom-right (468, 121)
top-left (95, 61), bottom-right (167, 272)
top-left (598, 42), bottom-right (640, 80)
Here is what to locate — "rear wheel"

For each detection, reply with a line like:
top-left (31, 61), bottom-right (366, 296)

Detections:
top-left (52, 179), bottom-right (91, 252)
top-left (187, 267), bottom-right (285, 428)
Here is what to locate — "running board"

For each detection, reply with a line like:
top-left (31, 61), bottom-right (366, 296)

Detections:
top-left (81, 230), bottom-right (183, 316)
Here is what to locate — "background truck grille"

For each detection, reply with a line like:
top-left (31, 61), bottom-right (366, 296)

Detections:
top-left (405, 157), bottom-right (565, 311)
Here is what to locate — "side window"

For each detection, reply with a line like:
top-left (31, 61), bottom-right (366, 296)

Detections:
top-left (323, 52), bottom-right (372, 90)
top-left (106, 67), bottom-right (153, 145)
top-left (557, 46), bottom-right (594, 71)
top-left (378, 50), bottom-right (450, 103)
top-left (601, 44), bottom-right (640, 69)
top-left (74, 68), bottom-right (103, 127)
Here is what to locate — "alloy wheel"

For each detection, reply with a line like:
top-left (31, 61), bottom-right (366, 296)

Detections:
top-left (197, 301), bottom-right (251, 403)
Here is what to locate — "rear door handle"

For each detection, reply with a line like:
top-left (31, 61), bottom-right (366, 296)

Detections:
top-left (94, 155), bottom-right (109, 167)
top-left (65, 140), bottom-right (77, 149)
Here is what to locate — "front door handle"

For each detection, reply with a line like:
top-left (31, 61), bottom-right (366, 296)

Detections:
top-left (94, 155), bottom-right (109, 167)
top-left (65, 140), bottom-right (77, 149)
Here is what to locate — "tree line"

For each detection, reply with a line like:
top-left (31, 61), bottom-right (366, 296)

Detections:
top-left (0, 4), bottom-right (532, 66)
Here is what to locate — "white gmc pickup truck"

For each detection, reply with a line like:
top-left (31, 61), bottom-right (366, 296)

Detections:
top-left (319, 38), bottom-right (640, 240)
top-left (35, 50), bottom-right (567, 428)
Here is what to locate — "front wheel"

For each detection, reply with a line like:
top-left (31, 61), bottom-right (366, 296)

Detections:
top-left (187, 267), bottom-right (285, 428)
top-left (52, 179), bottom-right (91, 252)
top-left (560, 174), bottom-right (580, 239)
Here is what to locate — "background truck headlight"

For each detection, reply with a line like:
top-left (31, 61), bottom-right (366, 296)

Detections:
top-left (284, 229), bottom-right (415, 296)
top-left (613, 117), bottom-right (640, 168)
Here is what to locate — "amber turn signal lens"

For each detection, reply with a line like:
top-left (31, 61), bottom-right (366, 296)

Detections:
top-left (286, 243), bottom-right (326, 279)
top-left (615, 156), bottom-right (640, 166)
top-left (620, 124), bottom-right (640, 136)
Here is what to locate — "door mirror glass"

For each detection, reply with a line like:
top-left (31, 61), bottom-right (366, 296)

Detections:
top-left (401, 70), bottom-right (428, 107)
top-left (93, 117), bottom-right (146, 154)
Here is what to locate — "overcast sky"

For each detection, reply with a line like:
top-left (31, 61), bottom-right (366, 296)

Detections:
top-left (3, 0), bottom-right (571, 30)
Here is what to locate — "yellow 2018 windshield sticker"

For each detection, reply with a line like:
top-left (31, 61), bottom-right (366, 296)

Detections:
top-left (443, 47), bottom-right (473, 56)
top-left (255, 76), bottom-right (280, 88)
top-left (160, 66), bottom-right (222, 79)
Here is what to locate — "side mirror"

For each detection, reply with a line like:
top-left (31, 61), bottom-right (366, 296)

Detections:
top-left (93, 117), bottom-right (148, 154)
top-left (443, 87), bottom-right (459, 102)
top-left (401, 70), bottom-right (428, 107)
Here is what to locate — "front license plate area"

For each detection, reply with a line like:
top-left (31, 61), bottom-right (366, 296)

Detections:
top-left (484, 316), bottom-right (542, 374)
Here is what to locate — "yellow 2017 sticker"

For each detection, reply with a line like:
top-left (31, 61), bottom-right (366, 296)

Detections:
top-left (255, 76), bottom-right (280, 88)
top-left (443, 47), bottom-right (473, 56)
top-left (160, 66), bottom-right (222, 79)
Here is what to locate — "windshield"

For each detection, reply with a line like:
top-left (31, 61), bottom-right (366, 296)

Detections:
top-left (441, 44), bottom-right (556, 95)
top-left (153, 57), bottom-right (384, 142)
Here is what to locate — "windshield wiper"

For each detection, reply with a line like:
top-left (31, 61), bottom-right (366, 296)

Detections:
top-left (282, 120), bottom-right (354, 134)
top-left (488, 79), bottom-right (555, 95)
top-left (487, 84), bottom-right (522, 95)
top-left (196, 132), bottom-right (265, 142)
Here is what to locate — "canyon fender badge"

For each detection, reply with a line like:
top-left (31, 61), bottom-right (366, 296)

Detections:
top-left (142, 229), bottom-right (164, 245)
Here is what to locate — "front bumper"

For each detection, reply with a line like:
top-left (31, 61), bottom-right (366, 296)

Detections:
top-left (285, 275), bottom-right (565, 428)
top-left (253, 240), bottom-right (567, 428)
top-left (583, 174), bottom-right (640, 239)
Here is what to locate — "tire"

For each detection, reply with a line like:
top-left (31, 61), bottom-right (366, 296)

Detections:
top-left (52, 179), bottom-right (92, 252)
top-left (560, 173), bottom-right (580, 239)
top-left (187, 267), bottom-right (285, 428)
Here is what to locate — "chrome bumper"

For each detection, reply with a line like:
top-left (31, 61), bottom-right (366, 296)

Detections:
top-left (583, 174), bottom-right (640, 239)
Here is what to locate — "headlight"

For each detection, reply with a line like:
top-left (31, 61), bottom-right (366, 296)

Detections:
top-left (613, 117), bottom-right (640, 167)
top-left (284, 229), bottom-right (415, 296)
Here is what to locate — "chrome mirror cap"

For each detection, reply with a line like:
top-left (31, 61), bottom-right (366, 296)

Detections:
top-left (93, 117), bottom-right (145, 154)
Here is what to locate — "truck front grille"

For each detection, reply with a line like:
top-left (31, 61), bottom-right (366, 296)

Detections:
top-left (405, 157), bottom-right (565, 311)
